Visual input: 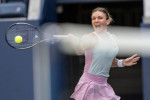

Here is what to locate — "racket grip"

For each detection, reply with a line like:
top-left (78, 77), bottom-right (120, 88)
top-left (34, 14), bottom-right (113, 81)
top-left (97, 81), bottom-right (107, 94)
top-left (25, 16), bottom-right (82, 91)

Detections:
top-left (53, 35), bottom-right (69, 38)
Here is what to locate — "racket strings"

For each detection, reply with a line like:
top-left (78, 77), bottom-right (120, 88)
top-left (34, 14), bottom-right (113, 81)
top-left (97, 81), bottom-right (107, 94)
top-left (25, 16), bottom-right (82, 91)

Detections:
top-left (6, 24), bottom-right (40, 49)
top-left (5, 23), bottom-right (69, 49)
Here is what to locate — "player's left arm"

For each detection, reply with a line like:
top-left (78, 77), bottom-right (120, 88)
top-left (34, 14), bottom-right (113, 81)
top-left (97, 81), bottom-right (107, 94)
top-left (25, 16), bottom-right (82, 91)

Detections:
top-left (111, 54), bottom-right (140, 68)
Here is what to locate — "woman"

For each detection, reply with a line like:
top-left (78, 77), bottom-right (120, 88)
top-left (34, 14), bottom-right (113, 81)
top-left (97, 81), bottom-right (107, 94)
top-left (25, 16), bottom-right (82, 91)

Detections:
top-left (69, 7), bottom-right (140, 100)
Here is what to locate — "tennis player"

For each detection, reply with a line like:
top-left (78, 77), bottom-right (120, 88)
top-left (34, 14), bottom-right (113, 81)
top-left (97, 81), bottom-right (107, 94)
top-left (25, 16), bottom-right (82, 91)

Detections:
top-left (69, 7), bottom-right (140, 100)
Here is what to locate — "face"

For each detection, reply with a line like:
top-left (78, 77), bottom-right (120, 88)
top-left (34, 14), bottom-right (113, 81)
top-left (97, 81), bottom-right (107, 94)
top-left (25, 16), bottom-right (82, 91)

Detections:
top-left (91, 11), bottom-right (110, 33)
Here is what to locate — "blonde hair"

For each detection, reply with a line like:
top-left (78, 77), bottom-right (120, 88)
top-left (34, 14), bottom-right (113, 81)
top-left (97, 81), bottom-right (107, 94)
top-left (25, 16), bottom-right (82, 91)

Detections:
top-left (91, 7), bottom-right (113, 23)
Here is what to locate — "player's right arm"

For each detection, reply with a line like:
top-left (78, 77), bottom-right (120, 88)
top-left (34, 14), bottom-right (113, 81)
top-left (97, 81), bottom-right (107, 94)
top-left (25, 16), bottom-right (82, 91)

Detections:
top-left (68, 33), bottom-right (97, 55)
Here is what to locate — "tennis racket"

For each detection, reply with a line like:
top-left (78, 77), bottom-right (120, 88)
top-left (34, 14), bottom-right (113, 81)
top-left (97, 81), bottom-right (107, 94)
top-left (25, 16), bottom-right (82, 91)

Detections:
top-left (5, 22), bottom-right (68, 49)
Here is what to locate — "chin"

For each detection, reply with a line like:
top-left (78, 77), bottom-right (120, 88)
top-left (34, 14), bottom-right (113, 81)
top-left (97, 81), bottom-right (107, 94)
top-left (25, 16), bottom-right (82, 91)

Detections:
top-left (95, 28), bottom-right (103, 32)
top-left (95, 27), bottom-right (107, 32)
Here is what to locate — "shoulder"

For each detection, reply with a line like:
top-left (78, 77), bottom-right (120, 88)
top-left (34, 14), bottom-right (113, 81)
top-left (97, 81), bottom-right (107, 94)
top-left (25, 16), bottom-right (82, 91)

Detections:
top-left (80, 32), bottom-right (98, 50)
top-left (81, 32), bottom-right (97, 40)
top-left (108, 33), bottom-right (118, 40)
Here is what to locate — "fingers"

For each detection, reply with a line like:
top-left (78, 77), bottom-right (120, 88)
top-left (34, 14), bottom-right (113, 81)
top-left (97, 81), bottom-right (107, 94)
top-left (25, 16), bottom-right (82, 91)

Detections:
top-left (131, 54), bottom-right (138, 59)
top-left (134, 56), bottom-right (140, 61)
top-left (132, 62), bottom-right (137, 65)
top-left (124, 54), bottom-right (140, 66)
top-left (132, 54), bottom-right (140, 61)
top-left (130, 56), bottom-right (140, 66)
top-left (129, 54), bottom-right (140, 61)
top-left (126, 54), bottom-right (137, 61)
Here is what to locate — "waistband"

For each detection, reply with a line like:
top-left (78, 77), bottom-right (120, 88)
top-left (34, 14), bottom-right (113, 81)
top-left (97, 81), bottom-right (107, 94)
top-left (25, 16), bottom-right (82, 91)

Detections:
top-left (81, 72), bottom-right (108, 84)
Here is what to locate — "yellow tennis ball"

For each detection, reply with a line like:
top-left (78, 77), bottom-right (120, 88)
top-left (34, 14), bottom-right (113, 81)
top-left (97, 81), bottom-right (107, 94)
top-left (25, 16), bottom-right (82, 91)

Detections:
top-left (14, 35), bottom-right (23, 43)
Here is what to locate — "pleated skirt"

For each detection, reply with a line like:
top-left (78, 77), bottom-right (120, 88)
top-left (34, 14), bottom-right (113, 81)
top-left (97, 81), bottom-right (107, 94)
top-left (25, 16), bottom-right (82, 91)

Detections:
top-left (70, 73), bottom-right (121, 100)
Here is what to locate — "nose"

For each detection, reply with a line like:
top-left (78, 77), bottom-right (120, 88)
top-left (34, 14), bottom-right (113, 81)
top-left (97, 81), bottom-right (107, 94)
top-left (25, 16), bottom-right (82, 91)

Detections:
top-left (95, 18), bottom-right (99, 22)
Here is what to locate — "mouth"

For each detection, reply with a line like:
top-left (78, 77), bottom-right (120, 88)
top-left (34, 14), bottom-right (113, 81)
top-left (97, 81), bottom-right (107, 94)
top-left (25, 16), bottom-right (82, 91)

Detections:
top-left (95, 25), bottom-right (101, 28)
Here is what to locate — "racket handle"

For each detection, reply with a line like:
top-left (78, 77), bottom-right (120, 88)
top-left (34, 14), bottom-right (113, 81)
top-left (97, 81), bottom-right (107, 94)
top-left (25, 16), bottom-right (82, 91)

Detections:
top-left (53, 35), bottom-right (69, 38)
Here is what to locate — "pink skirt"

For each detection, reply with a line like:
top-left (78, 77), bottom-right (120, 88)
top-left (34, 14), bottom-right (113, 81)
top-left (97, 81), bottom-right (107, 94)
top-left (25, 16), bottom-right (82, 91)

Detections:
top-left (70, 73), bottom-right (121, 100)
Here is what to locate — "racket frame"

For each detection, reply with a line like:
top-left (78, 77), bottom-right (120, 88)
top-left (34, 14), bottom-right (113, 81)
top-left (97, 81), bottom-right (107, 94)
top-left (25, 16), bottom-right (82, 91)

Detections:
top-left (5, 22), bottom-right (41, 50)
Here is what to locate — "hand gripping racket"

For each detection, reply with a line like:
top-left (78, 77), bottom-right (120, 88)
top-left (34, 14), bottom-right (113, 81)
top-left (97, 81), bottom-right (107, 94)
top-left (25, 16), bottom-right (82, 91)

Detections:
top-left (5, 22), bottom-right (68, 49)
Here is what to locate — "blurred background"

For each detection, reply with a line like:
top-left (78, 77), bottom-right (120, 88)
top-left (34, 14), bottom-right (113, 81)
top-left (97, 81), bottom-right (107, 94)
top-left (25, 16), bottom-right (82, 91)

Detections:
top-left (0, 0), bottom-right (149, 100)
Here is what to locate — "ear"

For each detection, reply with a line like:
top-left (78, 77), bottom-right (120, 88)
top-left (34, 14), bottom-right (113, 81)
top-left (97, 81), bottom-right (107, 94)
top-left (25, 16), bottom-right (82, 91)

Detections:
top-left (106, 19), bottom-right (111, 25)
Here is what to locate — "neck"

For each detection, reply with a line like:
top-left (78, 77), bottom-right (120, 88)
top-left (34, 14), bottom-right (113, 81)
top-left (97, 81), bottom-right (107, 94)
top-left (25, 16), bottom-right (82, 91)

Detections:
top-left (95, 29), bottom-right (108, 38)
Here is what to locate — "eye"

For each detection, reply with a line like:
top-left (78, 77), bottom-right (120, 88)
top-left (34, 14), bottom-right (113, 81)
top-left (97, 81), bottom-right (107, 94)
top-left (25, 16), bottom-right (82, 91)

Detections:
top-left (91, 17), bottom-right (96, 20)
top-left (98, 16), bottom-right (103, 20)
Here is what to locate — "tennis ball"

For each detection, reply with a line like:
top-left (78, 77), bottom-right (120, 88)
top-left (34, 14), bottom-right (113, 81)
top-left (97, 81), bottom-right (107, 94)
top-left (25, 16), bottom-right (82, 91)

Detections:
top-left (14, 35), bottom-right (23, 43)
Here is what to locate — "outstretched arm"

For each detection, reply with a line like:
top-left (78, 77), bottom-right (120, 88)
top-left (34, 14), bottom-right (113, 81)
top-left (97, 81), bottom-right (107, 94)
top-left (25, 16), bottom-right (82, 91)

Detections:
top-left (112, 54), bottom-right (140, 68)
top-left (68, 33), bottom-right (97, 55)
top-left (68, 34), bottom-right (84, 55)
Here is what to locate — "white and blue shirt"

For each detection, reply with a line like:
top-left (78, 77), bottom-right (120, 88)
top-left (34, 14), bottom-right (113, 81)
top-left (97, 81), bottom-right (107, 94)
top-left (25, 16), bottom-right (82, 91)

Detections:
top-left (84, 32), bottom-right (119, 77)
